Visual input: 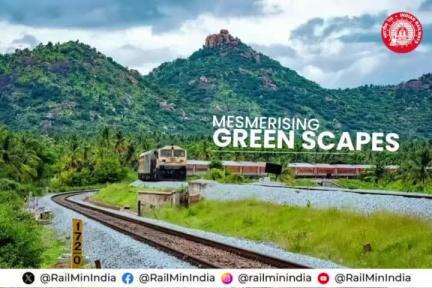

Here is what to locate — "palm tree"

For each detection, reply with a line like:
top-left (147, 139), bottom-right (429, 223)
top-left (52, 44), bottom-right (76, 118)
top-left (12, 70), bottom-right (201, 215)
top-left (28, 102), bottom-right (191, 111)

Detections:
top-left (114, 130), bottom-right (126, 154)
top-left (67, 136), bottom-right (81, 170)
top-left (372, 155), bottom-right (386, 183)
top-left (101, 127), bottom-right (111, 147)
top-left (408, 148), bottom-right (432, 185)
top-left (124, 143), bottom-right (136, 165)
top-left (403, 145), bottom-right (432, 184)
top-left (0, 132), bottom-right (41, 181)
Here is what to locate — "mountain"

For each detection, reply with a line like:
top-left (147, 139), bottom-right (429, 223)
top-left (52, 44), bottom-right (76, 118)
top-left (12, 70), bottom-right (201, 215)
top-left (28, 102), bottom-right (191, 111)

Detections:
top-left (147, 30), bottom-right (338, 132)
top-left (147, 29), bottom-right (432, 138)
top-left (0, 30), bottom-right (431, 137)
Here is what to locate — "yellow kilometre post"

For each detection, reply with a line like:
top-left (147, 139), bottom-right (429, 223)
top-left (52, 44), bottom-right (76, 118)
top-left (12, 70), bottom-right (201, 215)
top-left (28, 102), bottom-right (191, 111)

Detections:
top-left (71, 218), bottom-right (84, 268)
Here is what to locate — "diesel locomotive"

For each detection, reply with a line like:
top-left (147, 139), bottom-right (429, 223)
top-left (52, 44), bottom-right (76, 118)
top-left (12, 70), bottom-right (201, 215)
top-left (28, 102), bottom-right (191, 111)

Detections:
top-left (138, 145), bottom-right (187, 181)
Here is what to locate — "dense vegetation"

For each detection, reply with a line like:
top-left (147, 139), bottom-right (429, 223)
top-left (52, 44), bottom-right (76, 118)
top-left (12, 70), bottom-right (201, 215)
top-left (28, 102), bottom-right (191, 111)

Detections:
top-left (0, 126), bottom-right (138, 267)
top-left (0, 127), bottom-right (60, 268)
top-left (0, 192), bottom-right (43, 267)
top-left (51, 128), bottom-right (134, 188)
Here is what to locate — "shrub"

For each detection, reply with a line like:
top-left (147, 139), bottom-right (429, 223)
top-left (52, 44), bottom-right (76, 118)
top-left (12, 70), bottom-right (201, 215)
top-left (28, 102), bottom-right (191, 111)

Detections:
top-left (279, 168), bottom-right (295, 185)
top-left (0, 191), bottom-right (44, 268)
top-left (52, 156), bottom-right (128, 188)
top-left (224, 173), bottom-right (247, 184)
top-left (93, 157), bottom-right (127, 183)
top-left (204, 168), bottom-right (250, 184)
top-left (56, 170), bottom-right (84, 187)
top-left (206, 168), bottom-right (225, 181)
top-left (208, 160), bottom-right (223, 170)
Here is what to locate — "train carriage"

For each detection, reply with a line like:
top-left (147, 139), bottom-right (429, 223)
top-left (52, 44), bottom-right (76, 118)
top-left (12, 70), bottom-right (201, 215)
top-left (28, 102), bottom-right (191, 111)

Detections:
top-left (186, 161), bottom-right (387, 178)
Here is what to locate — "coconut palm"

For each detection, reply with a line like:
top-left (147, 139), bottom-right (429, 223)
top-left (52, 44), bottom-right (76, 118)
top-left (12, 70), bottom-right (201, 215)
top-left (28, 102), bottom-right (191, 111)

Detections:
top-left (407, 148), bottom-right (432, 185)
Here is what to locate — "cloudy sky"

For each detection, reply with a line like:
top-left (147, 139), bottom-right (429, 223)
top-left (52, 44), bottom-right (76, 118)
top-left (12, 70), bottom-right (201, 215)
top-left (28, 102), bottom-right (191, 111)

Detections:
top-left (0, 0), bottom-right (431, 88)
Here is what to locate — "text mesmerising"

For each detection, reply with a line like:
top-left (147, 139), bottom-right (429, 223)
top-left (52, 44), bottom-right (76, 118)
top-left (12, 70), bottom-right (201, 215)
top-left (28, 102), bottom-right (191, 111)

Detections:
top-left (212, 115), bottom-right (399, 152)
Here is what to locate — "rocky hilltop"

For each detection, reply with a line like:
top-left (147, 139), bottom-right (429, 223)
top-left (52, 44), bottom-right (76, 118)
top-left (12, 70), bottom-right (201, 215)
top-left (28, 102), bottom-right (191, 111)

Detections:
top-left (398, 73), bottom-right (432, 91)
top-left (205, 29), bottom-right (240, 48)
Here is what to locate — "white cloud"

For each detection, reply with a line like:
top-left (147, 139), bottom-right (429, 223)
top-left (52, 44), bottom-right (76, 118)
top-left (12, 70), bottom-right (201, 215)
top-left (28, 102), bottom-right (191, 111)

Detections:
top-left (0, 0), bottom-right (430, 88)
top-left (302, 65), bottom-right (326, 82)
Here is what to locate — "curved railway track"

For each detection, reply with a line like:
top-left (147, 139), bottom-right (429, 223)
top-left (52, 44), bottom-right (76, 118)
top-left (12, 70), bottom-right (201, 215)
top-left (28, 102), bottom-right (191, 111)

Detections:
top-left (52, 191), bottom-right (309, 268)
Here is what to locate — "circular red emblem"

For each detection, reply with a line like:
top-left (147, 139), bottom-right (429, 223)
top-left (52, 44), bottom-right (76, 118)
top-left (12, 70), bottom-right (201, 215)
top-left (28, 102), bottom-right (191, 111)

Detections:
top-left (381, 12), bottom-right (422, 53)
top-left (317, 272), bottom-right (329, 285)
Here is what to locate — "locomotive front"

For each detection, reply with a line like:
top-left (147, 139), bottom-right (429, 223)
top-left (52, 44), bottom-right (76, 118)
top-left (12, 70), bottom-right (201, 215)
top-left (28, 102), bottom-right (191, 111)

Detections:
top-left (156, 145), bottom-right (187, 180)
top-left (138, 145), bottom-right (187, 181)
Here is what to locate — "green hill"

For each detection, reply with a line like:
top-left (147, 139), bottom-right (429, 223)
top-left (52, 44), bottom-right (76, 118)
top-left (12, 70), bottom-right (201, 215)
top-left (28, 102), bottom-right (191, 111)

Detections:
top-left (0, 41), bottom-right (186, 134)
top-left (0, 30), bottom-right (431, 138)
top-left (332, 76), bottom-right (432, 137)
top-left (148, 30), bottom-right (432, 138)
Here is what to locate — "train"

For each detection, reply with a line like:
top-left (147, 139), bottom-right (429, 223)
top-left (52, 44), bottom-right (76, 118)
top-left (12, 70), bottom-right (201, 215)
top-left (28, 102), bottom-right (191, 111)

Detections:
top-left (138, 146), bottom-right (400, 180)
top-left (138, 145), bottom-right (187, 181)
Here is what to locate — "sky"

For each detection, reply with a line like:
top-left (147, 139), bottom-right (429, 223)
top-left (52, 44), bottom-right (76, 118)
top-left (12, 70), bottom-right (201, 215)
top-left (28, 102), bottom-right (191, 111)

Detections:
top-left (0, 0), bottom-right (431, 88)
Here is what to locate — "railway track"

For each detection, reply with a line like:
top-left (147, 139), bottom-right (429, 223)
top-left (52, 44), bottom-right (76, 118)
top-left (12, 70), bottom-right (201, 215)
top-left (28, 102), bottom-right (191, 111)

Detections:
top-left (51, 191), bottom-right (309, 268)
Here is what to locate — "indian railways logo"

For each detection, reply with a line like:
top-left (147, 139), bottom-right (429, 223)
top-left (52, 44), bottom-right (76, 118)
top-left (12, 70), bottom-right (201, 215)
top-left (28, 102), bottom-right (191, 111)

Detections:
top-left (381, 12), bottom-right (422, 53)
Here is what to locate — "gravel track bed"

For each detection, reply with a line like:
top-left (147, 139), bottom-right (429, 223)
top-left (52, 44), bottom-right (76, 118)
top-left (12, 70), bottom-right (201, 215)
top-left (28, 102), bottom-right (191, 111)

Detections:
top-left (202, 182), bottom-right (432, 219)
top-left (38, 194), bottom-right (193, 268)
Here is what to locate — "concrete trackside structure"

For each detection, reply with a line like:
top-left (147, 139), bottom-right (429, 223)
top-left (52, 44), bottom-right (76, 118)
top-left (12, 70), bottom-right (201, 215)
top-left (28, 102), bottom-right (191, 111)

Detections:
top-left (138, 190), bottom-right (181, 210)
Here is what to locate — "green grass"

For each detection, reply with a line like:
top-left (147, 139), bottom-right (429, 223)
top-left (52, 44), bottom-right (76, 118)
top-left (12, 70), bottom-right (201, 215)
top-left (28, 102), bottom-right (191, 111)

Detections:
top-left (336, 179), bottom-right (432, 194)
top-left (92, 183), bottom-right (138, 209)
top-left (40, 228), bottom-right (65, 268)
top-left (291, 178), bottom-right (316, 187)
top-left (203, 168), bottom-right (254, 184)
top-left (145, 199), bottom-right (432, 268)
top-left (276, 174), bottom-right (317, 187)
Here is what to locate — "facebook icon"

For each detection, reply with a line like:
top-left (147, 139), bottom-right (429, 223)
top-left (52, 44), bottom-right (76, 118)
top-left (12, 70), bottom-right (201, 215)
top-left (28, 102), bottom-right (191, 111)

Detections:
top-left (122, 272), bottom-right (134, 284)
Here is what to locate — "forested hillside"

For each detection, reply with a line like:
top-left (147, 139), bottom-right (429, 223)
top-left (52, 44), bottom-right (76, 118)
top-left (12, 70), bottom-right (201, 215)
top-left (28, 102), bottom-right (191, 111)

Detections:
top-left (0, 41), bottom-right (186, 134)
top-left (0, 30), bottom-right (431, 137)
